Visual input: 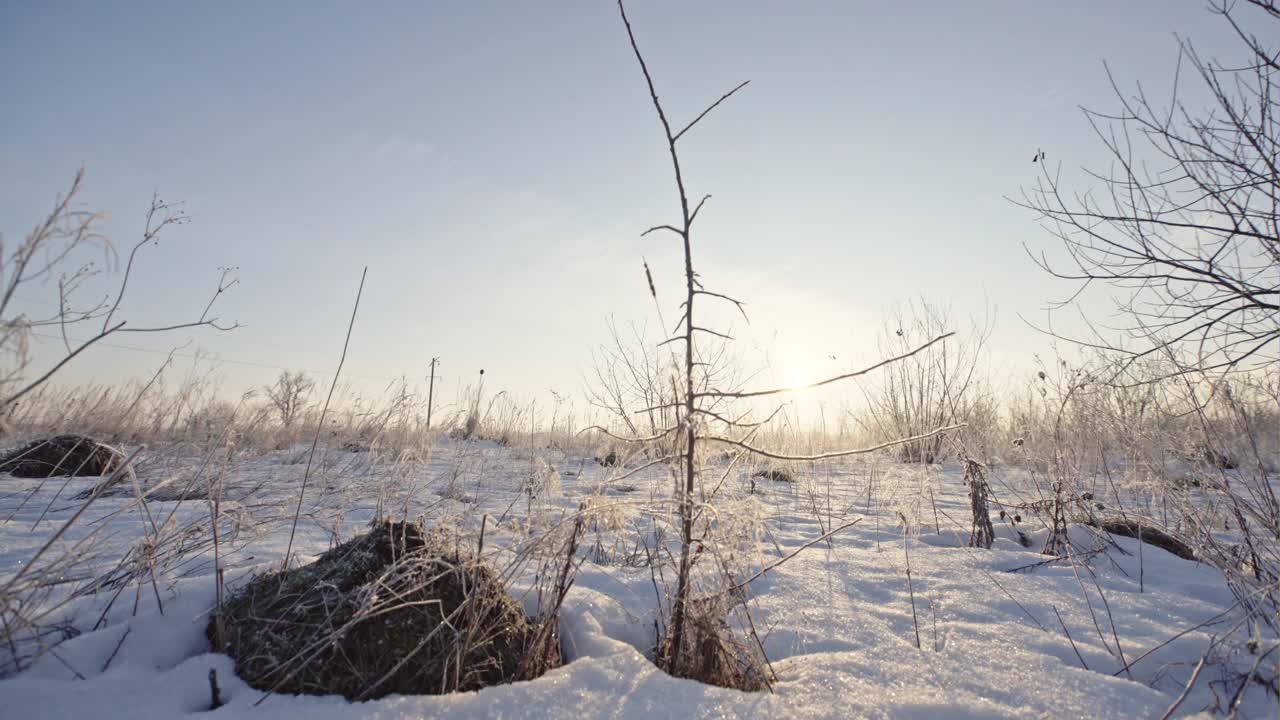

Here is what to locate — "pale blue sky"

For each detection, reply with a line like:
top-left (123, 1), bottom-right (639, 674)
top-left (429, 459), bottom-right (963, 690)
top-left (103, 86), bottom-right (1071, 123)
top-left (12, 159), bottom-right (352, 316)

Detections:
top-left (0, 1), bottom-right (1254, 415)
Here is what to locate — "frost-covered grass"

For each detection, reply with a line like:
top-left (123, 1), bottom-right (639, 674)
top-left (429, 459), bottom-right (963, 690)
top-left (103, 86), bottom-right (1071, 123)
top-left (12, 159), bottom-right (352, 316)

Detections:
top-left (0, 435), bottom-right (1276, 718)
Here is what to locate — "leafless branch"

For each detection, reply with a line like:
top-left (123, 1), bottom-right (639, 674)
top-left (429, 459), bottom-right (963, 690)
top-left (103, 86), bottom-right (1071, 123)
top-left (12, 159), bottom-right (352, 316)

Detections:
top-left (705, 423), bottom-right (966, 462)
top-left (701, 332), bottom-right (954, 399)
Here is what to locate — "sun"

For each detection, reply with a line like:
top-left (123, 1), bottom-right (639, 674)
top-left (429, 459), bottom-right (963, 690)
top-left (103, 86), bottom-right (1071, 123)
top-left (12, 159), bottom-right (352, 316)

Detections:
top-left (783, 366), bottom-right (812, 394)
top-left (777, 351), bottom-right (818, 396)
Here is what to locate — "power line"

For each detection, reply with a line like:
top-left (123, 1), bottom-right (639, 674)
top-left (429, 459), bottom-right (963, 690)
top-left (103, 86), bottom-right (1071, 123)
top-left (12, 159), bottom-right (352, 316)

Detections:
top-left (14, 294), bottom-right (467, 389)
top-left (26, 330), bottom-right (445, 386)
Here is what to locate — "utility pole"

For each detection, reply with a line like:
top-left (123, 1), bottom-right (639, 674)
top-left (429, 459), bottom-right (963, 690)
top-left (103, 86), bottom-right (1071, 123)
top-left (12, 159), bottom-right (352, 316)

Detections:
top-left (426, 357), bottom-right (439, 430)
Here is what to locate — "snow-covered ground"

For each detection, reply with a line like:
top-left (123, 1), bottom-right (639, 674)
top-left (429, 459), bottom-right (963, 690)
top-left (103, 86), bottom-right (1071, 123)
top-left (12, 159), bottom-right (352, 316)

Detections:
top-left (1, 437), bottom-right (1275, 718)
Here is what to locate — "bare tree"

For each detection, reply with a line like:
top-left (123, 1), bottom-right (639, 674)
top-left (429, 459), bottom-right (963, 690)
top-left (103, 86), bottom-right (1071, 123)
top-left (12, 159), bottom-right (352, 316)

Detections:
top-left (264, 370), bottom-right (315, 430)
top-left (1017, 0), bottom-right (1278, 380)
top-left (1014, 9), bottom-right (1280, 691)
top-left (613, 0), bottom-right (963, 684)
top-left (1, 168), bottom-right (238, 410)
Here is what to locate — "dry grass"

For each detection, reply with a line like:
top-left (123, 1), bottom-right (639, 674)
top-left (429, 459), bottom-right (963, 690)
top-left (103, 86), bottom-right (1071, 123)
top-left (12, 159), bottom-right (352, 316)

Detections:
top-left (655, 595), bottom-right (772, 692)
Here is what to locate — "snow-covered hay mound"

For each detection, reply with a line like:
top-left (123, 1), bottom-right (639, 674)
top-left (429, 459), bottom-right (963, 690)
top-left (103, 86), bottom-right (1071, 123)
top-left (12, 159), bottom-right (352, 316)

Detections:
top-left (209, 520), bottom-right (560, 700)
top-left (0, 434), bottom-right (124, 478)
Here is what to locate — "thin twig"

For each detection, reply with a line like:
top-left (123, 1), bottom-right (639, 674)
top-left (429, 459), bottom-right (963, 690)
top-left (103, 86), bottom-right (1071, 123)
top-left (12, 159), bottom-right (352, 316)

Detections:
top-left (283, 266), bottom-right (368, 567)
top-left (725, 519), bottom-right (861, 595)
top-left (699, 332), bottom-right (954, 399)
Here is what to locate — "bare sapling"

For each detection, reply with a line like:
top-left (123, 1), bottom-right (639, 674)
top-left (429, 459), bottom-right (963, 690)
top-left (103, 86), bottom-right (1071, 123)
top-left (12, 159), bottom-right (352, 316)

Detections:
top-left (614, 0), bottom-right (965, 686)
